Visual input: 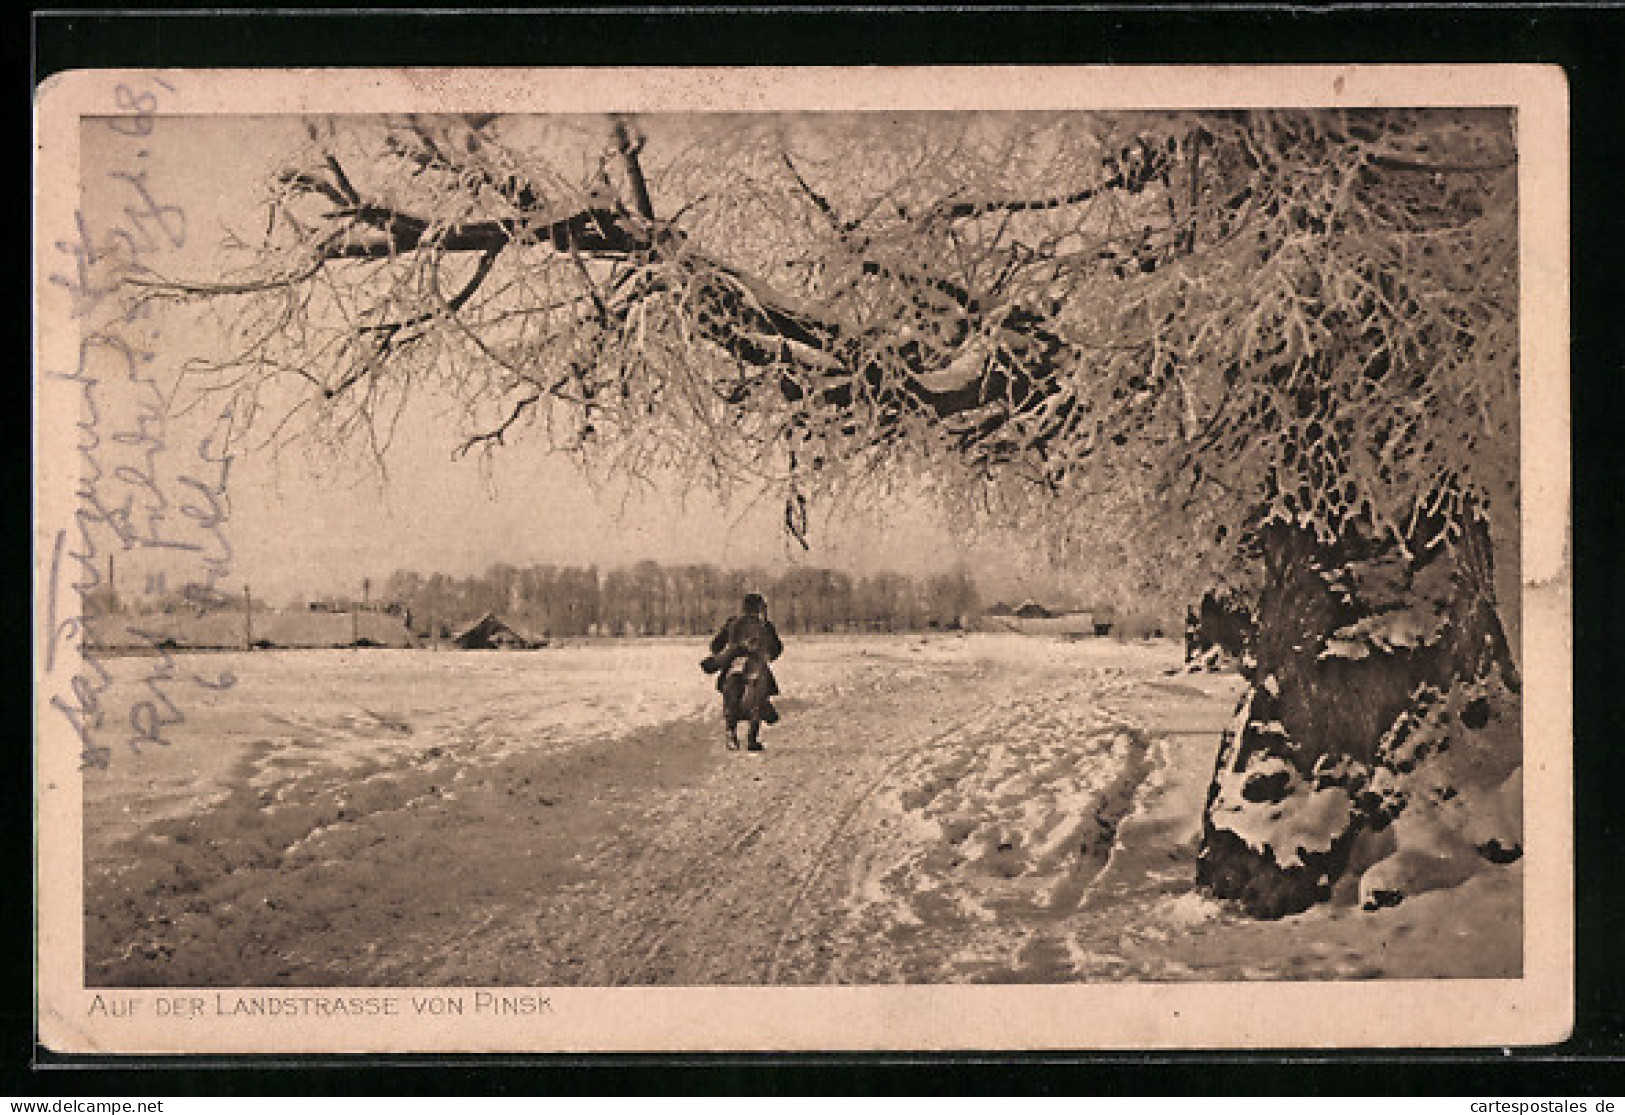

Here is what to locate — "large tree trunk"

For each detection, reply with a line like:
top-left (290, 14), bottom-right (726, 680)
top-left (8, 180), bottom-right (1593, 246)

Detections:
top-left (1196, 479), bottom-right (1523, 918)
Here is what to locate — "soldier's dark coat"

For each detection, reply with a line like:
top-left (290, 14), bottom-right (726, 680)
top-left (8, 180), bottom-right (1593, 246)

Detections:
top-left (707, 613), bottom-right (783, 699)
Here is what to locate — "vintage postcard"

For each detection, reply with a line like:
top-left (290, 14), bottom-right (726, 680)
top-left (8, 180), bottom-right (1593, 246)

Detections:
top-left (34, 65), bottom-right (1571, 1054)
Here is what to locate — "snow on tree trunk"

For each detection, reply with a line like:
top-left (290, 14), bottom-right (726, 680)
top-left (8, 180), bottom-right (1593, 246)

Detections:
top-left (1196, 477), bottom-right (1521, 918)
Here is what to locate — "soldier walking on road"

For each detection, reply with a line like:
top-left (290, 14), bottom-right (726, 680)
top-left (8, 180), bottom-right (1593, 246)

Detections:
top-left (701, 592), bottom-right (784, 752)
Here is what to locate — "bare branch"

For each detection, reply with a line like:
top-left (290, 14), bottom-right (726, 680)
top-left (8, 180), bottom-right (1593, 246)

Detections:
top-left (323, 154), bottom-right (361, 204)
top-left (128, 254), bottom-right (330, 299)
top-left (927, 140), bottom-right (1172, 221)
top-left (455, 392), bottom-right (541, 457)
top-left (1366, 153), bottom-right (1516, 175)
top-left (355, 246), bottom-right (504, 364)
top-left (782, 154), bottom-right (855, 234)
top-left (612, 116), bottom-right (656, 223)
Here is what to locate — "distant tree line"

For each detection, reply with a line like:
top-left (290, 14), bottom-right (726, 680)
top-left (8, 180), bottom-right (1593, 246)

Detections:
top-left (381, 562), bottom-right (980, 639)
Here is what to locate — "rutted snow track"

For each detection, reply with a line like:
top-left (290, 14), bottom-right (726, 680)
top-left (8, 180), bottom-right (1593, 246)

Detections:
top-left (765, 689), bottom-right (1162, 984)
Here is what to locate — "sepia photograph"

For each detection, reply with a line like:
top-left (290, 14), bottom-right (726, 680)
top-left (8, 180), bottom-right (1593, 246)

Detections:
top-left (34, 66), bottom-right (1571, 1053)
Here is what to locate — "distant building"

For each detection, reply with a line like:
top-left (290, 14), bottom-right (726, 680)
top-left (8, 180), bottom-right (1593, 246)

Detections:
top-left (979, 599), bottom-right (1100, 639)
top-left (451, 612), bottom-right (542, 650)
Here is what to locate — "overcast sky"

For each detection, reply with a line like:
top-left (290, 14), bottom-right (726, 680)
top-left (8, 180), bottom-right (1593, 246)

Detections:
top-left (76, 114), bottom-right (1078, 608)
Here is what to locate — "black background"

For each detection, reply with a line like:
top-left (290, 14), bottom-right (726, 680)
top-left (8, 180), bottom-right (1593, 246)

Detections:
top-left (22, 3), bottom-right (1625, 1097)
